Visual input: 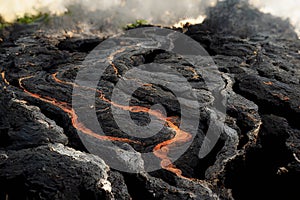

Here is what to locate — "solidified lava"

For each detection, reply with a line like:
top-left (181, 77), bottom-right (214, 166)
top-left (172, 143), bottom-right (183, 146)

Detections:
top-left (0, 0), bottom-right (299, 200)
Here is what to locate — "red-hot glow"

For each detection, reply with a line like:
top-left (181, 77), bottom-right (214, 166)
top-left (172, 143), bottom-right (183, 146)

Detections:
top-left (52, 72), bottom-right (192, 177)
top-left (1, 71), bottom-right (10, 85)
top-left (32, 46), bottom-right (193, 177)
top-left (108, 48), bottom-right (126, 75)
top-left (18, 76), bottom-right (139, 144)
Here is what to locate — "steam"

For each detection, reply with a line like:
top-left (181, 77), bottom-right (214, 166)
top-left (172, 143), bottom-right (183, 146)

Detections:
top-left (0, 0), bottom-right (299, 36)
top-left (0, 0), bottom-right (69, 22)
top-left (0, 0), bottom-right (210, 24)
top-left (249, 0), bottom-right (300, 36)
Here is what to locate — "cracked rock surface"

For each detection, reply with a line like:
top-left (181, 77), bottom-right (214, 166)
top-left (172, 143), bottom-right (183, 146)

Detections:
top-left (0, 0), bottom-right (299, 199)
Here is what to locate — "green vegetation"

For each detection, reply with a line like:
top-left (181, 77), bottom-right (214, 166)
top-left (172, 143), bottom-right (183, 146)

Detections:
top-left (0, 22), bottom-right (10, 30)
top-left (124, 19), bottom-right (148, 29)
top-left (0, 16), bottom-right (9, 30)
top-left (16, 13), bottom-right (49, 24)
top-left (0, 13), bottom-right (49, 30)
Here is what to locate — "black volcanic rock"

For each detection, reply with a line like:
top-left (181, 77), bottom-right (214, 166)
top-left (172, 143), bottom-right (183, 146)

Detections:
top-left (0, 143), bottom-right (130, 200)
top-left (223, 114), bottom-right (300, 200)
top-left (188, 0), bottom-right (298, 39)
top-left (57, 37), bottom-right (104, 52)
top-left (0, 97), bottom-right (68, 150)
top-left (0, 0), bottom-right (299, 199)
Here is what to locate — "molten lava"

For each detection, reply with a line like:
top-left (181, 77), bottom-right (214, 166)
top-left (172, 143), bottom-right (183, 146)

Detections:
top-left (108, 48), bottom-right (126, 75)
top-left (18, 76), bottom-right (139, 144)
top-left (28, 46), bottom-right (194, 178)
top-left (52, 72), bottom-right (192, 177)
top-left (1, 71), bottom-right (10, 85)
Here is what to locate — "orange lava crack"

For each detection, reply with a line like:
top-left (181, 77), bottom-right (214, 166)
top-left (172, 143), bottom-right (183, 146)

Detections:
top-left (19, 76), bottom-right (139, 144)
top-left (27, 45), bottom-right (195, 178)
top-left (53, 72), bottom-right (193, 176)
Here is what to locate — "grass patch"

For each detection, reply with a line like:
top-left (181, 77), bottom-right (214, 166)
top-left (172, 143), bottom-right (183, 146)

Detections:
top-left (0, 22), bottom-right (10, 30)
top-left (0, 13), bottom-right (49, 30)
top-left (124, 19), bottom-right (148, 29)
top-left (16, 13), bottom-right (49, 24)
top-left (0, 16), bottom-right (10, 30)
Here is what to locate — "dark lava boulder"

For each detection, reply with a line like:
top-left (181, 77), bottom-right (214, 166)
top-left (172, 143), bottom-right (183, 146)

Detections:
top-left (0, 143), bottom-right (130, 200)
top-left (0, 0), bottom-right (299, 199)
top-left (189, 0), bottom-right (298, 39)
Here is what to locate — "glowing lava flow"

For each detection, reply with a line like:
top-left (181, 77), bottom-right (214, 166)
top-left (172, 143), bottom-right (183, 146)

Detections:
top-left (18, 76), bottom-right (139, 144)
top-left (108, 48), bottom-right (126, 75)
top-left (52, 72), bottom-right (192, 177)
top-left (1, 71), bottom-right (10, 85)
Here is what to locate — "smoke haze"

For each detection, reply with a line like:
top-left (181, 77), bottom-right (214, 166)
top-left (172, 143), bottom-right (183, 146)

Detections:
top-left (0, 0), bottom-right (299, 36)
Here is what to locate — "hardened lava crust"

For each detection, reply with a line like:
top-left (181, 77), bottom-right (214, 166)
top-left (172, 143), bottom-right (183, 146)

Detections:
top-left (0, 1), bottom-right (299, 199)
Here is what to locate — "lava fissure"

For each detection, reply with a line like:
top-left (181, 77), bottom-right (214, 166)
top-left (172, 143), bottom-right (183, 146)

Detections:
top-left (18, 76), bottom-right (139, 144)
top-left (108, 48), bottom-right (127, 76)
top-left (53, 71), bottom-right (193, 177)
top-left (1, 71), bottom-right (10, 85)
top-left (14, 40), bottom-right (200, 179)
top-left (232, 79), bottom-right (300, 130)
